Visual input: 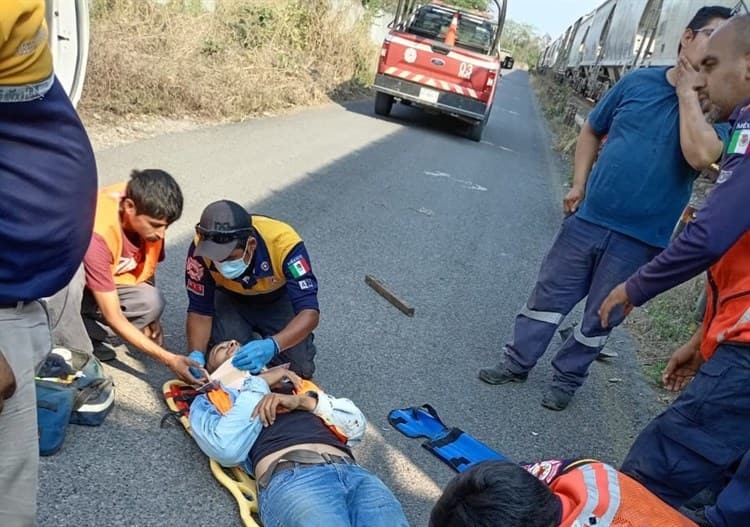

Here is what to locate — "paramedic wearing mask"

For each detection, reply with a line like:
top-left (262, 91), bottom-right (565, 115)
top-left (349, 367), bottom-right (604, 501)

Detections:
top-left (185, 201), bottom-right (319, 379)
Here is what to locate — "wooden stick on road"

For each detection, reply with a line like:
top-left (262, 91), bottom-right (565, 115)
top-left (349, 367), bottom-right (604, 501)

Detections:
top-left (364, 275), bottom-right (415, 317)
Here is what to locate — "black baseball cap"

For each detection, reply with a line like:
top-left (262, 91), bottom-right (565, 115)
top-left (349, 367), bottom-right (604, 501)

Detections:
top-left (194, 200), bottom-right (252, 261)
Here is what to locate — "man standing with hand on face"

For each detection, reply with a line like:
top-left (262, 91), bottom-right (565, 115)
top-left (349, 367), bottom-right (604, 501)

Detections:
top-left (185, 201), bottom-right (319, 379)
top-left (478, 7), bottom-right (732, 412)
top-left (599, 15), bottom-right (750, 527)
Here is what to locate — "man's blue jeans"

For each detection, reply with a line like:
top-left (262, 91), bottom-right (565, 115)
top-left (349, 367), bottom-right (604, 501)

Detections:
top-left (505, 215), bottom-right (661, 393)
top-left (259, 463), bottom-right (409, 527)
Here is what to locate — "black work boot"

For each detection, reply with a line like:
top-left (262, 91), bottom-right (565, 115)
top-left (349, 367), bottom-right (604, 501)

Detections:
top-left (541, 387), bottom-right (573, 411)
top-left (478, 365), bottom-right (528, 385)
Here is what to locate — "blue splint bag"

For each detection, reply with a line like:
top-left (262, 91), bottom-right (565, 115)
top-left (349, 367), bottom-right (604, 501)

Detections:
top-left (388, 404), bottom-right (507, 472)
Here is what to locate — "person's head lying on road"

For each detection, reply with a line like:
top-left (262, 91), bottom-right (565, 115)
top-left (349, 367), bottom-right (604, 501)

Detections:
top-left (188, 340), bottom-right (409, 527)
top-left (429, 459), bottom-right (701, 527)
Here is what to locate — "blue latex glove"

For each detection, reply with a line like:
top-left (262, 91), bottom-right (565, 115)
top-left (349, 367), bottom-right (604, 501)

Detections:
top-left (231, 338), bottom-right (279, 373)
top-left (188, 350), bottom-right (206, 380)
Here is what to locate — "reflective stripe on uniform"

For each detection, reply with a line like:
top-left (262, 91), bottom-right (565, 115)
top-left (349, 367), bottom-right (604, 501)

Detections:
top-left (598, 464), bottom-right (622, 526)
top-left (520, 306), bottom-right (564, 325)
top-left (718, 306), bottom-right (750, 343)
top-left (574, 464), bottom-right (621, 527)
top-left (574, 324), bottom-right (609, 348)
top-left (576, 464), bottom-right (600, 526)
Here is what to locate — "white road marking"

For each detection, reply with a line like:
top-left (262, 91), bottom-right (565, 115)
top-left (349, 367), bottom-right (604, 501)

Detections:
top-left (425, 170), bottom-right (488, 192)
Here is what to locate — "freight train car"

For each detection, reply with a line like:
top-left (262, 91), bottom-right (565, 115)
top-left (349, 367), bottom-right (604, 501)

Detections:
top-left (540, 0), bottom-right (746, 103)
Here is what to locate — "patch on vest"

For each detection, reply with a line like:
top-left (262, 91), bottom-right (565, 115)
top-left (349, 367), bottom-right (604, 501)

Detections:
top-left (287, 256), bottom-right (311, 278)
top-left (717, 170), bottom-right (733, 184)
top-left (298, 279), bottom-right (315, 290)
top-left (186, 257), bottom-right (205, 281)
top-left (187, 280), bottom-right (204, 296)
top-left (116, 256), bottom-right (138, 275)
top-left (524, 460), bottom-right (562, 484)
top-left (728, 129), bottom-right (750, 155)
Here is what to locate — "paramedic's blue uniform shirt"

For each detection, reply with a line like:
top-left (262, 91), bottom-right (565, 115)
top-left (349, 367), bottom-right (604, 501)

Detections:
top-left (578, 67), bottom-right (730, 248)
top-left (185, 236), bottom-right (319, 315)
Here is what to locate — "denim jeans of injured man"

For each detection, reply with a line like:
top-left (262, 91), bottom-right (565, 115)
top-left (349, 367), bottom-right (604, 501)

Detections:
top-left (258, 462), bottom-right (409, 527)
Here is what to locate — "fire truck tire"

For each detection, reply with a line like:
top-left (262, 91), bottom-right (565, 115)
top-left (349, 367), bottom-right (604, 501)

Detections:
top-left (467, 120), bottom-right (485, 142)
top-left (374, 92), bottom-right (394, 116)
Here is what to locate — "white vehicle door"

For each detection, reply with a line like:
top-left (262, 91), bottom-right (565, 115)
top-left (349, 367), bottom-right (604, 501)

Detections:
top-left (45, 0), bottom-right (90, 107)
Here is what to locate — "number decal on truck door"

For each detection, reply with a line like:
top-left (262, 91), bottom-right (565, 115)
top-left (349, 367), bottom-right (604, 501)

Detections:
top-left (458, 62), bottom-right (473, 80)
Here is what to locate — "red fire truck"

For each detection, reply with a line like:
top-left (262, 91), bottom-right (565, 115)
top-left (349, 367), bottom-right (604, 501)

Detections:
top-left (373, 0), bottom-right (507, 141)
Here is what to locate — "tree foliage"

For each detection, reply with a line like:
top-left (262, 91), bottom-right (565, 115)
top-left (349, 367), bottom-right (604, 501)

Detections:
top-left (363, 0), bottom-right (489, 12)
top-left (499, 19), bottom-right (543, 66)
top-left (446, 0), bottom-right (490, 10)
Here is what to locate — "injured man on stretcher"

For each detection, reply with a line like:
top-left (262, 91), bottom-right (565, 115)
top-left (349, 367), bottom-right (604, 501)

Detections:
top-left (188, 340), bottom-right (409, 527)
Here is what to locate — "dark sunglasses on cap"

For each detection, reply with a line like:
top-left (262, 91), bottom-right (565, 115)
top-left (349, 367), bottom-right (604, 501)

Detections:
top-left (195, 224), bottom-right (252, 244)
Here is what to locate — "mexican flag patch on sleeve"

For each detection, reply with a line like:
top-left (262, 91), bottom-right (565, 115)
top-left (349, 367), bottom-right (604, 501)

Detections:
top-left (728, 129), bottom-right (750, 155)
top-left (288, 256), bottom-right (311, 278)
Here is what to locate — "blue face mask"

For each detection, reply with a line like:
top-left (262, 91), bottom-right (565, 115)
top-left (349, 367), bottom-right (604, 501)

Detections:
top-left (217, 247), bottom-right (250, 279)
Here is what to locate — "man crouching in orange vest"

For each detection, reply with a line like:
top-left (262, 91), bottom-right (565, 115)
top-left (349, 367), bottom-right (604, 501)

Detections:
top-left (48, 170), bottom-right (203, 384)
top-left (429, 459), bottom-right (699, 527)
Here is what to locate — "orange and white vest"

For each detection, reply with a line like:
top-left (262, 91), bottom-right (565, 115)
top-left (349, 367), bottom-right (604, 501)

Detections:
top-left (702, 230), bottom-right (750, 359)
top-left (553, 462), bottom-right (697, 527)
top-left (93, 182), bottom-right (163, 286)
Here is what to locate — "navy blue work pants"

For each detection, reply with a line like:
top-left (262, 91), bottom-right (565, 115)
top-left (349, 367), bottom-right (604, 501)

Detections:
top-left (621, 345), bottom-right (750, 527)
top-left (504, 215), bottom-right (660, 393)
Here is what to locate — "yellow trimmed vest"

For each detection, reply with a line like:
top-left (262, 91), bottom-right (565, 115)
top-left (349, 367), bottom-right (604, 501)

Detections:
top-left (198, 215), bottom-right (302, 297)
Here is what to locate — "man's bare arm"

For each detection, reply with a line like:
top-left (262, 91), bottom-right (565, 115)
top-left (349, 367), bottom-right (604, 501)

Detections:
top-left (186, 311), bottom-right (213, 353)
top-left (92, 290), bottom-right (201, 383)
top-left (272, 309), bottom-right (319, 352)
top-left (564, 122), bottom-right (603, 213)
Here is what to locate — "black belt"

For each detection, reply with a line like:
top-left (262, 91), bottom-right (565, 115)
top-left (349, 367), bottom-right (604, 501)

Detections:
top-left (257, 450), bottom-right (356, 489)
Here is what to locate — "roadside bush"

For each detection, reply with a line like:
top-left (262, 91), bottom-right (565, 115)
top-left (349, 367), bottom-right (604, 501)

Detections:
top-left (81, 0), bottom-right (377, 119)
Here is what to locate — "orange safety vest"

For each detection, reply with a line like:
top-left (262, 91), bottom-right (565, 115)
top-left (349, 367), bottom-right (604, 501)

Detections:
top-left (701, 231), bottom-right (750, 359)
top-left (93, 182), bottom-right (163, 286)
top-left (553, 462), bottom-right (697, 527)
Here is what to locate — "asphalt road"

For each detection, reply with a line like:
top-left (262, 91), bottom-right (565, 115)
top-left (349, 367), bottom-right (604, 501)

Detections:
top-left (37, 71), bottom-right (662, 526)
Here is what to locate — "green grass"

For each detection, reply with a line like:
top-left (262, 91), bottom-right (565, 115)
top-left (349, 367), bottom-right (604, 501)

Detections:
top-left (626, 279), bottom-right (704, 388)
top-left (642, 359), bottom-right (669, 386)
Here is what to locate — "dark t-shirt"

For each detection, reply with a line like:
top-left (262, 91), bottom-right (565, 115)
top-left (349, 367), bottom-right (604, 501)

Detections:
top-left (580, 67), bottom-right (730, 248)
